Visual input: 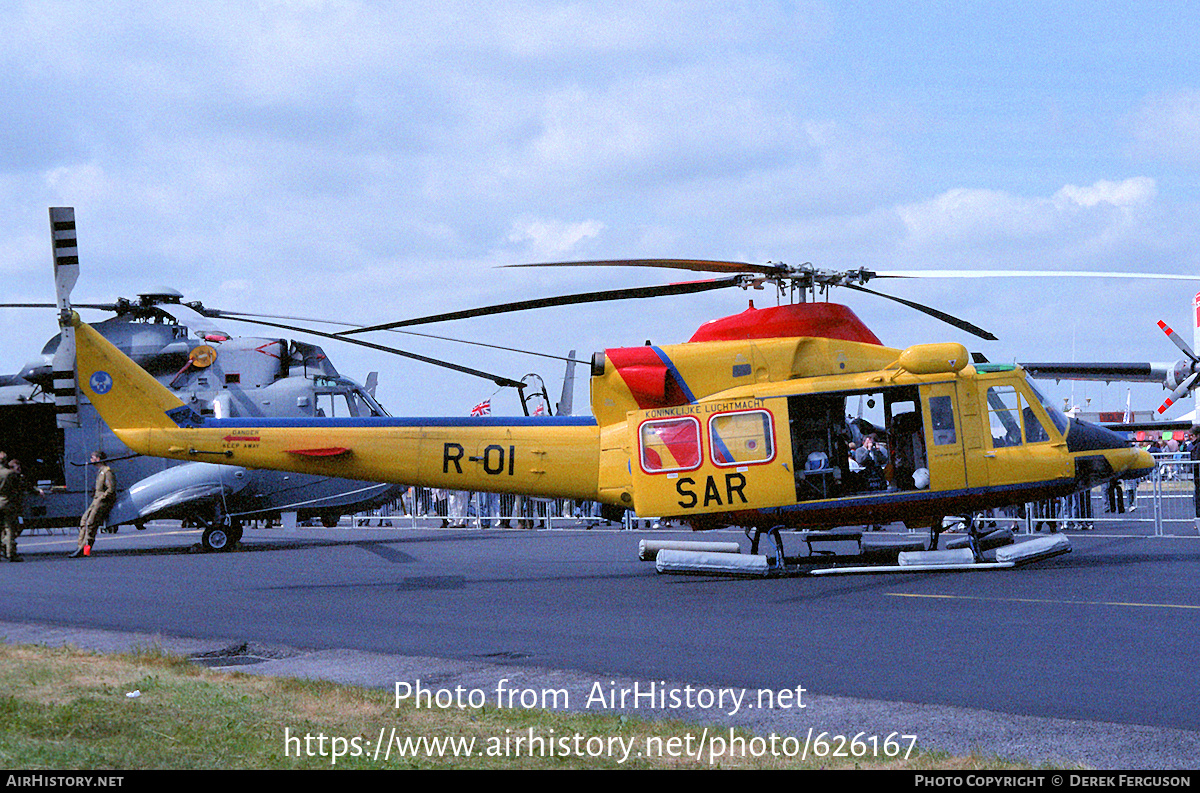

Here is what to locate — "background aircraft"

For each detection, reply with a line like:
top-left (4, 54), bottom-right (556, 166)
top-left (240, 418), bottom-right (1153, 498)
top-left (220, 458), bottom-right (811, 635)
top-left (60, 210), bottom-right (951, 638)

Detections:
top-left (1020, 292), bottom-right (1200, 432)
top-left (0, 210), bottom-right (415, 551)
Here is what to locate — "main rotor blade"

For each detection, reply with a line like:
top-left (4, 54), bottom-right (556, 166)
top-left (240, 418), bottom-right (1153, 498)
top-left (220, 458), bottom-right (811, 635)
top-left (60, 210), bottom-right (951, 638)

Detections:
top-left (872, 269), bottom-right (1200, 281)
top-left (215, 315), bottom-right (526, 389)
top-left (338, 276), bottom-right (745, 335)
top-left (202, 309), bottom-right (581, 363)
top-left (0, 302), bottom-right (118, 311)
top-left (841, 282), bottom-right (998, 341)
top-left (504, 258), bottom-right (785, 275)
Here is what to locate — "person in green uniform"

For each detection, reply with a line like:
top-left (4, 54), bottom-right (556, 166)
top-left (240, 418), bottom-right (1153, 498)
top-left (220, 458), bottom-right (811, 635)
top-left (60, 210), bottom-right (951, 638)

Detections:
top-left (72, 451), bottom-right (116, 559)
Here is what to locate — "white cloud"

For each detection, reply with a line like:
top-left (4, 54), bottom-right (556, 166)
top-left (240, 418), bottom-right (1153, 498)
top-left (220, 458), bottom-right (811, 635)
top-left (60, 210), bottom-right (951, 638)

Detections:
top-left (506, 216), bottom-right (604, 258)
top-left (896, 178), bottom-right (1158, 251)
top-left (1054, 177), bottom-right (1157, 209)
top-left (1130, 89), bottom-right (1200, 165)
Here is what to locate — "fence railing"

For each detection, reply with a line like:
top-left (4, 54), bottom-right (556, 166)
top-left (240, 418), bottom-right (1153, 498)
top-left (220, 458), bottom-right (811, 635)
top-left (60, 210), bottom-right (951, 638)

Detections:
top-left (350, 456), bottom-right (1200, 536)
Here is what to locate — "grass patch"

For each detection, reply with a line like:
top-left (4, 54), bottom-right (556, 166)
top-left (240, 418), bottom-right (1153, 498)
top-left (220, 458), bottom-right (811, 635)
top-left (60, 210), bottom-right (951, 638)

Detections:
top-left (0, 643), bottom-right (1029, 770)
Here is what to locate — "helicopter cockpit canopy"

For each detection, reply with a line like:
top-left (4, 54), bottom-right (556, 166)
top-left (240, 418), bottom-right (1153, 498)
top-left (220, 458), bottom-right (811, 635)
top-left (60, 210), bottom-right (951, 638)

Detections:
top-left (310, 376), bottom-right (389, 418)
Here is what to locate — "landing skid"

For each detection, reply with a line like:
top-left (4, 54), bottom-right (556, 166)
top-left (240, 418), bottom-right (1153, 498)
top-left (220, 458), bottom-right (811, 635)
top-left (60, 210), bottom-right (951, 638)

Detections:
top-left (647, 519), bottom-right (1071, 578)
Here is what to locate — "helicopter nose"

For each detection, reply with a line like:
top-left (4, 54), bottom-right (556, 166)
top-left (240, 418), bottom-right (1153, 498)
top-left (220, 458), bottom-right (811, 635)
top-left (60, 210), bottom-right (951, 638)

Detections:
top-left (1066, 418), bottom-right (1155, 480)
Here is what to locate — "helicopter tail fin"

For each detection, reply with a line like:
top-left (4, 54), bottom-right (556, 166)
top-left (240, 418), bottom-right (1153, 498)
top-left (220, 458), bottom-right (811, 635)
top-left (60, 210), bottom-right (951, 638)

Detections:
top-left (72, 313), bottom-right (189, 431)
top-left (555, 349), bottom-right (577, 417)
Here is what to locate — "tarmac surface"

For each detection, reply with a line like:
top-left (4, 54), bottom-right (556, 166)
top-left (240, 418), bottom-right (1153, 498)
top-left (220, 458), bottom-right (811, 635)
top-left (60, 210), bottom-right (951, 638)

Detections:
top-left (2, 516), bottom-right (1199, 769)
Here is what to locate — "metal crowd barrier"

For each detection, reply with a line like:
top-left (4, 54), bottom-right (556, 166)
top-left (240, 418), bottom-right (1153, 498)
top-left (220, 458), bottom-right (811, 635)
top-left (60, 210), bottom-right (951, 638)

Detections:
top-left (351, 488), bottom-right (610, 530)
top-left (351, 456), bottom-right (1200, 536)
top-left (956, 453), bottom-right (1197, 537)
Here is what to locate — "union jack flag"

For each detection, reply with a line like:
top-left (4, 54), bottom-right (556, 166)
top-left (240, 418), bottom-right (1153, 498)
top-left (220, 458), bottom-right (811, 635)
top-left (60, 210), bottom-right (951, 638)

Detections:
top-left (470, 399), bottom-right (491, 416)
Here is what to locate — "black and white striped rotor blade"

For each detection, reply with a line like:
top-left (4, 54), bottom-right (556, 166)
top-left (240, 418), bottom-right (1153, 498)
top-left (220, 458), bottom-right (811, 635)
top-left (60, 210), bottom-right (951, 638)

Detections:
top-left (49, 207), bottom-right (80, 429)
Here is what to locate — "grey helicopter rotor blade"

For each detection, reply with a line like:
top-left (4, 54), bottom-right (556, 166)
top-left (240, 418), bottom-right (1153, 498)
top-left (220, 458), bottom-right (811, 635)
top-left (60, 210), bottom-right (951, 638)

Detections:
top-left (213, 314), bottom-right (527, 389)
top-left (194, 307), bottom-right (581, 364)
top-left (1020, 362), bottom-right (1173, 383)
top-left (841, 282), bottom-right (998, 341)
top-left (0, 302), bottom-right (118, 310)
top-left (336, 275), bottom-right (745, 336)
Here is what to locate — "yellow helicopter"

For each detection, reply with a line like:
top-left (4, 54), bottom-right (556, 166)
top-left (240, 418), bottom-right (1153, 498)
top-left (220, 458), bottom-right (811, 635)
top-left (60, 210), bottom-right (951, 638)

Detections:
top-left (64, 233), bottom-right (1158, 569)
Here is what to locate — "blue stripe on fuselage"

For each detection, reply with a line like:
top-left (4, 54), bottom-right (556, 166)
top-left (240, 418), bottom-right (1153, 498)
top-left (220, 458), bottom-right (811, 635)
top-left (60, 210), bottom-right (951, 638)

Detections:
top-left (650, 346), bottom-right (697, 404)
top-left (168, 413), bottom-right (599, 430)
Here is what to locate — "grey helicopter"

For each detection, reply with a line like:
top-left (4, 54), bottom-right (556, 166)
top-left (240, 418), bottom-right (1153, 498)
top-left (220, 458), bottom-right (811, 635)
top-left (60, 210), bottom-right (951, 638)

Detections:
top-left (1, 208), bottom-right (556, 552)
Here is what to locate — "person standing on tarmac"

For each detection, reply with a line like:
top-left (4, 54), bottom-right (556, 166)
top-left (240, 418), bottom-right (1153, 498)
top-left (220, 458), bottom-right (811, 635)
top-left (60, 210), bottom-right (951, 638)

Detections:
top-left (2, 459), bottom-right (43, 562)
top-left (0, 452), bottom-right (14, 561)
top-left (72, 451), bottom-right (116, 559)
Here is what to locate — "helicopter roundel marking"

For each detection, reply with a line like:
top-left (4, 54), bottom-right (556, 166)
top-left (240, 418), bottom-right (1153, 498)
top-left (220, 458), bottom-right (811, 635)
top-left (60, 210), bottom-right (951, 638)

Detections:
top-left (189, 345), bottom-right (218, 368)
top-left (88, 371), bottom-right (114, 395)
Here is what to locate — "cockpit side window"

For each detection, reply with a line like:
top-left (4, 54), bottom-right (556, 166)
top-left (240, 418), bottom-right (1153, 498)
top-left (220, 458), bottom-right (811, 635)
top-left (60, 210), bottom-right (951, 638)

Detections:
top-left (1023, 405), bottom-right (1051, 443)
top-left (988, 384), bottom-right (1056, 447)
top-left (987, 386), bottom-right (1025, 448)
top-left (315, 391), bottom-right (353, 418)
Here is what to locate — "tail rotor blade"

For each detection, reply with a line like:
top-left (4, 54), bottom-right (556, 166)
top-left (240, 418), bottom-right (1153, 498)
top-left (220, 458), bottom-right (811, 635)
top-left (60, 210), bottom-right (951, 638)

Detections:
top-left (49, 207), bottom-right (80, 429)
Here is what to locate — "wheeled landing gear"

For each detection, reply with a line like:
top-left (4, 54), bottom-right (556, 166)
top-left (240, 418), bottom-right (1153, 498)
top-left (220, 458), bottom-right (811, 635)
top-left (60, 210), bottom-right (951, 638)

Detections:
top-left (196, 514), bottom-right (243, 552)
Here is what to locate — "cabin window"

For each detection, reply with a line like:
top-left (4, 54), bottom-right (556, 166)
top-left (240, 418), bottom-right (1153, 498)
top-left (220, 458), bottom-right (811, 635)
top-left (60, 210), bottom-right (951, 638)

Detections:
top-left (929, 395), bottom-right (957, 445)
top-left (709, 410), bottom-right (775, 466)
top-left (639, 417), bottom-right (702, 473)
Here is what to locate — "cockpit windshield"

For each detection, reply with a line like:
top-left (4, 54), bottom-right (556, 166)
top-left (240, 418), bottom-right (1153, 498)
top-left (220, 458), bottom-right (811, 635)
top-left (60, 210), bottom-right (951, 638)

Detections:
top-left (313, 378), bottom-right (390, 418)
top-left (1026, 379), bottom-right (1069, 434)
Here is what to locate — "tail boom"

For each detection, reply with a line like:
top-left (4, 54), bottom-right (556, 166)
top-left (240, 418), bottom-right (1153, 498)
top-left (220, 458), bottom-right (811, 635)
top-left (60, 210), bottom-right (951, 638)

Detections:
top-left (75, 314), bottom-right (604, 501)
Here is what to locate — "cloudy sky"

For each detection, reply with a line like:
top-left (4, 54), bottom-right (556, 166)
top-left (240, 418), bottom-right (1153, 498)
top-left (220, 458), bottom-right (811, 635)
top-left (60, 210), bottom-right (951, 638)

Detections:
top-left (2, 1), bottom-right (1199, 419)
